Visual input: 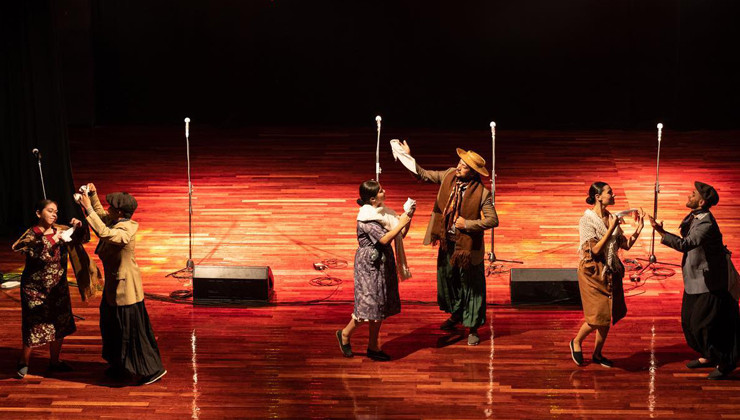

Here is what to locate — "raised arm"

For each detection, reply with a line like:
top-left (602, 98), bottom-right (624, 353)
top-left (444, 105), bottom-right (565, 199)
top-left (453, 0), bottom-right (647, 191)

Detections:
top-left (620, 209), bottom-right (645, 250)
top-left (659, 217), bottom-right (714, 253)
top-left (85, 210), bottom-right (137, 245)
top-left (379, 213), bottom-right (412, 245)
top-left (590, 216), bottom-right (619, 256)
top-left (398, 140), bottom-right (451, 184)
top-left (414, 164), bottom-right (454, 185)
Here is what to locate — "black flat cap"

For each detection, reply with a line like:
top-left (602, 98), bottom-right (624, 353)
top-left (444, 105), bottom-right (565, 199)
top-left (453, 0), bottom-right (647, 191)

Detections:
top-left (694, 181), bottom-right (719, 207)
top-left (105, 192), bottom-right (138, 217)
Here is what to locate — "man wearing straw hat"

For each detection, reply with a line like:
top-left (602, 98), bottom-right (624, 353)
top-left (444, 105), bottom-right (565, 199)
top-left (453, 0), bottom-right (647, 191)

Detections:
top-left (649, 181), bottom-right (739, 380)
top-left (393, 140), bottom-right (498, 345)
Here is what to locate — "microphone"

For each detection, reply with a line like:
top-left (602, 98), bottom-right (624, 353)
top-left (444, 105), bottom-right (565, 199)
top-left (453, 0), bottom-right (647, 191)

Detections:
top-left (184, 117), bottom-right (190, 138)
top-left (32, 148), bottom-right (41, 159)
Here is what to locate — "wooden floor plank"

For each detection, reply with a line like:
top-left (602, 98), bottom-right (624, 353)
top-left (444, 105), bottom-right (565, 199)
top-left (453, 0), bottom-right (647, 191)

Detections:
top-left (0, 126), bottom-right (738, 418)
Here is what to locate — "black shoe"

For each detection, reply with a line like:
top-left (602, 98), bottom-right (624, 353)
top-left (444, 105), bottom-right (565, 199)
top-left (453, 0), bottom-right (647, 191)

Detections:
top-left (708, 365), bottom-right (736, 380)
top-left (366, 348), bottom-right (391, 361)
top-left (686, 359), bottom-right (714, 369)
top-left (440, 316), bottom-right (460, 331)
top-left (48, 360), bottom-right (74, 372)
top-left (336, 330), bottom-right (353, 358)
top-left (16, 362), bottom-right (28, 379)
top-left (569, 340), bottom-right (583, 366)
top-left (139, 369), bottom-right (167, 385)
top-left (592, 354), bottom-right (613, 368)
top-left (707, 368), bottom-right (728, 380)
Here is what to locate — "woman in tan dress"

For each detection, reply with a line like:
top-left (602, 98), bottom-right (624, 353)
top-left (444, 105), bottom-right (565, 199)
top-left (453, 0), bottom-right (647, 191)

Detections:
top-left (569, 182), bottom-right (644, 367)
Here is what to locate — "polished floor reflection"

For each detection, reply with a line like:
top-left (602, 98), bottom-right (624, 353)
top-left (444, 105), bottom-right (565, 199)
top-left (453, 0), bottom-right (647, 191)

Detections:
top-left (1, 127), bottom-right (738, 418)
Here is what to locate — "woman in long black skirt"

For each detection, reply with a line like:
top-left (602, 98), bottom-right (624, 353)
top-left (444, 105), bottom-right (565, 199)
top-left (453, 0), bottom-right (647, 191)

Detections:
top-left (78, 183), bottom-right (166, 385)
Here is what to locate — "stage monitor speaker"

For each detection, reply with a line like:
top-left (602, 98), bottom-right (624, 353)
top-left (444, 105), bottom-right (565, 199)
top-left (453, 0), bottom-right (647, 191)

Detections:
top-left (509, 268), bottom-right (581, 306)
top-left (193, 265), bottom-right (274, 303)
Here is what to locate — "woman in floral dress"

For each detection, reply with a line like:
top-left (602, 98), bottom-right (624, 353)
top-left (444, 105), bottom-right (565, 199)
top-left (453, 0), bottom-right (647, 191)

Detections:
top-left (336, 180), bottom-right (413, 361)
top-left (12, 199), bottom-right (84, 378)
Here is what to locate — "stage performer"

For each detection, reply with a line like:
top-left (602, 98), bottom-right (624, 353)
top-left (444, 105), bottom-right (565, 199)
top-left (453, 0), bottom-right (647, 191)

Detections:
top-left (393, 141), bottom-right (497, 346)
top-left (336, 180), bottom-right (412, 361)
top-left (570, 182), bottom-right (644, 368)
top-left (12, 199), bottom-right (96, 378)
top-left (78, 184), bottom-right (167, 385)
top-left (649, 181), bottom-right (739, 380)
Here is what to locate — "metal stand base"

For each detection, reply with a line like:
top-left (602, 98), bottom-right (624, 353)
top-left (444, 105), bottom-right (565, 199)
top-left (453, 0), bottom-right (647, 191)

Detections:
top-left (486, 251), bottom-right (523, 276)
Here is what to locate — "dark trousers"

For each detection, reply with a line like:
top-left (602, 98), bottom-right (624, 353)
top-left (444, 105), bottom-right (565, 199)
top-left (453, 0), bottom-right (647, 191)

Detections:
top-left (436, 242), bottom-right (486, 329)
top-left (682, 291), bottom-right (740, 371)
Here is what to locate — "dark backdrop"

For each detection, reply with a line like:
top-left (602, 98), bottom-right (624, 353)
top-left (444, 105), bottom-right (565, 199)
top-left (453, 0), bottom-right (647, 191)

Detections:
top-left (2, 0), bottom-right (739, 234)
top-left (69, 0), bottom-right (740, 129)
top-left (1, 0), bottom-right (79, 235)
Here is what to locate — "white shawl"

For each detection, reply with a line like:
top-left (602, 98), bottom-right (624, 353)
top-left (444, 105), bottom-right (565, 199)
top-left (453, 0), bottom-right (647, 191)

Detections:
top-left (357, 204), bottom-right (412, 280)
top-left (578, 209), bottom-right (623, 272)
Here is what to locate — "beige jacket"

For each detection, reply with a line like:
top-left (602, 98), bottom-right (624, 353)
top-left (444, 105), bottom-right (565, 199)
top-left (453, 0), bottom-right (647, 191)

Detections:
top-left (86, 193), bottom-right (144, 306)
top-left (414, 164), bottom-right (499, 265)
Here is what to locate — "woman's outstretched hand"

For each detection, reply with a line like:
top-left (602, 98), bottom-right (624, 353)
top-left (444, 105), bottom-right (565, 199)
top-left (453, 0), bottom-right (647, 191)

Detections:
top-left (78, 193), bottom-right (91, 210)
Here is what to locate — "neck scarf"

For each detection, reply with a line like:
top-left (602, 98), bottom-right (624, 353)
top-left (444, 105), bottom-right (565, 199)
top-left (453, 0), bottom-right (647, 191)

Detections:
top-left (431, 172), bottom-right (484, 268)
top-left (579, 209), bottom-right (623, 272)
top-left (443, 179), bottom-right (472, 234)
top-left (356, 204), bottom-right (412, 280)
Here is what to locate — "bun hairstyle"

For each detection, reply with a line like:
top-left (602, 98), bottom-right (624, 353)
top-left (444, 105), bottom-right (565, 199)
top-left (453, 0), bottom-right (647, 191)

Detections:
top-left (357, 180), bottom-right (381, 207)
top-left (35, 199), bottom-right (57, 214)
top-left (586, 182), bottom-right (609, 205)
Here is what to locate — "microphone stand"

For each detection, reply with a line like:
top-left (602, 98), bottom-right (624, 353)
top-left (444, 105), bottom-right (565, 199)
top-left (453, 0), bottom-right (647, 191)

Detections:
top-left (33, 148), bottom-right (83, 317)
top-left (375, 115), bottom-right (382, 181)
top-left (167, 118), bottom-right (195, 279)
top-left (635, 123), bottom-right (680, 277)
top-left (486, 122), bottom-right (523, 276)
top-left (34, 150), bottom-right (47, 199)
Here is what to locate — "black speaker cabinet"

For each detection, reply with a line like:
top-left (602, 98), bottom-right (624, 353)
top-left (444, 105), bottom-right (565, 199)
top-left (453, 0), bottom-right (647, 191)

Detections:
top-left (509, 268), bottom-right (581, 306)
top-left (193, 265), bottom-right (274, 303)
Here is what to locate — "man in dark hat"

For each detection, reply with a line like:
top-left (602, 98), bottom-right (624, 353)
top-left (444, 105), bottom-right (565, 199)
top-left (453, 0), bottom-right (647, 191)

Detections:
top-left (78, 183), bottom-right (167, 385)
top-left (395, 141), bottom-right (498, 345)
top-left (649, 181), bottom-right (739, 379)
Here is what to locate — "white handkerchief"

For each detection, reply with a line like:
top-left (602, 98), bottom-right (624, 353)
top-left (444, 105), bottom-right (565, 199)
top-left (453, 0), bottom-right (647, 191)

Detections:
top-left (614, 208), bottom-right (639, 220)
top-left (60, 227), bottom-right (75, 243)
top-left (390, 139), bottom-right (417, 174)
top-left (403, 198), bottom-right (416, 215)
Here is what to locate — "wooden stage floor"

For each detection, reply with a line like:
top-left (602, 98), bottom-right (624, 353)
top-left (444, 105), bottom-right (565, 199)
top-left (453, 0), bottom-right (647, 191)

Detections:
top-left (1, 126), bottom-right (739, 419)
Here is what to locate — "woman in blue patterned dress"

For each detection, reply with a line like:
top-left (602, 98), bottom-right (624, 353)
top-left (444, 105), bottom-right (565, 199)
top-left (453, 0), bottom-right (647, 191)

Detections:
top-left (336, 180), bottom-right (412, 361)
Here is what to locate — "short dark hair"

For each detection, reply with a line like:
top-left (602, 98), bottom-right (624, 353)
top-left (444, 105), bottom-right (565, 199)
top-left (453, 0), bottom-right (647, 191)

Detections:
top-left (586, 182), bottom-right (609, 205)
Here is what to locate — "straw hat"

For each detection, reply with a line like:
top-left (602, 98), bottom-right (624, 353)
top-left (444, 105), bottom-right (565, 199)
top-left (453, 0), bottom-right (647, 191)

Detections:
top-left (455, 148), bottom-right (489, 177)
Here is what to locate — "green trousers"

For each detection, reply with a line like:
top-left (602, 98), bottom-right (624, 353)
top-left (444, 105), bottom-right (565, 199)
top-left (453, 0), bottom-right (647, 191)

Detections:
top-left (436, 241), bottom-right (486, 329)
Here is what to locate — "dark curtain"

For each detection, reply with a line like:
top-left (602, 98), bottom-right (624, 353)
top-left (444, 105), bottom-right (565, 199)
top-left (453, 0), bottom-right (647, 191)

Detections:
top-left (0, 0), bottom-right (78, 235)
